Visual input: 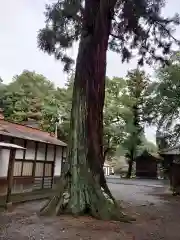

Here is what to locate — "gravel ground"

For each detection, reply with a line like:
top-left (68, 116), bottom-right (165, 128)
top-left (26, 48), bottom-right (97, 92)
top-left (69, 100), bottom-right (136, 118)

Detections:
top-left (0, 200), bottom-right (130, 240)
top-left (0, 184), bottom-right (180, 240)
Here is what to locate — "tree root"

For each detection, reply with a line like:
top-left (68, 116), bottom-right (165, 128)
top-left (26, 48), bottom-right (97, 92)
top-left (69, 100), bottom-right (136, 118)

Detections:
top-left (40, 172), bottom-right (135, 222)
top-left (40, 174), bottom-right (68, 216)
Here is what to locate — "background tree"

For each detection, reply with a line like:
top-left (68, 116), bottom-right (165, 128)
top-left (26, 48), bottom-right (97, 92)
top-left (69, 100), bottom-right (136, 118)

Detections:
top-left (38, 0), bottom-right (179, 220)
top-left (103, 77), bottom-right (132, 160)
top-left (142, 52), bottom-right (180, 191)
top-left (0, 71), bottom-right (137, 159)
top-left (115, 134), bottom-right (157, 177)
top-left (56, 77), bottom-right (74, 141)
top-left (0, 70), bottom-right (63, 132)
top-left (144, 51), bottom-right (180, 147)
top-left (121, 70), bottom-right (149, 178)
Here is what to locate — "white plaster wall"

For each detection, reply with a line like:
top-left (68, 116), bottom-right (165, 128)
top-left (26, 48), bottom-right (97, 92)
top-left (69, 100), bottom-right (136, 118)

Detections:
top-left (0, 148), bottom-right (10, 177)
top-left (54, 146), bottom-right (62, 176)
top-left (47, 144), bottom-right (54, 161)
top-left (25, 141), bottom-right (35, 160)
top-left (107, 167), bottom-right (110, 176)
top-left (14, 138), bottom-right (24, 159)
top-left (36, 143), bottom-right (46, 161)
top-left (103, 166), bottom-right (110, 176)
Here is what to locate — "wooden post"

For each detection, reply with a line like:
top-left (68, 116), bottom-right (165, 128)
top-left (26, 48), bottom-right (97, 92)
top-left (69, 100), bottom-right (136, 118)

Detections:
top-left (42, 143), bottom-right (48, 189)
top-left (61, 146), bottom-right (64, 173)
top-left (32, 142), bottom-right (38, 180)
top-left (51, 145), bottom-right (56, 188)
top-left (6, 148), bottom-right (16, 209)
top-left (21, 140), bottom-right (27, 176)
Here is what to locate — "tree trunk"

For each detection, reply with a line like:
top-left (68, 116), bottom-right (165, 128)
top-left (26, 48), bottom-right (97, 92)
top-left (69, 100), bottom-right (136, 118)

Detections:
top-left (103, 147), bottom-right (110, 162)
top-left (103, 136), bottom-right (111, 162)
top-left (40, 0), bottom-right (132, 222)
top-left (126, 160), bottom-right (133, 179)
top-left (126, 150), bottom-right (134, 178)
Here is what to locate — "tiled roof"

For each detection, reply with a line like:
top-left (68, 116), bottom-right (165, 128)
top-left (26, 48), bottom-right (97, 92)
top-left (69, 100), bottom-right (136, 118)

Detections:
top-left (135, 150), bottom-right (163, 160)
top-left (160, 145), bottom-right (180, 155)
top-left (0, 120), bottom-right (67, 147)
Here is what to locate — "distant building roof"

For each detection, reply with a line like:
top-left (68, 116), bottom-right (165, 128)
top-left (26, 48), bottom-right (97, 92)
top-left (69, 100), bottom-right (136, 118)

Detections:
top-left (135, 150), bottom-right (163, 161)
top-left (0, 120), bottom-right (67, 147)
top-left (104, 162), bottom-right (110, 167)
top-left (160, 145), bottom-right (180, 155)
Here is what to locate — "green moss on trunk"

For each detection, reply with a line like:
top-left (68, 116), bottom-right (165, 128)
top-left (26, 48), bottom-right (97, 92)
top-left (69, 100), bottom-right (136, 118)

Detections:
top-left (41, 169), bottom-right (132, 222)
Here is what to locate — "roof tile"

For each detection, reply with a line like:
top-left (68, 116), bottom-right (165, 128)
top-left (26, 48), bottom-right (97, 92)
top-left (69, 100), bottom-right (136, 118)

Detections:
top-left (0, 120), bottom-right (67, 147)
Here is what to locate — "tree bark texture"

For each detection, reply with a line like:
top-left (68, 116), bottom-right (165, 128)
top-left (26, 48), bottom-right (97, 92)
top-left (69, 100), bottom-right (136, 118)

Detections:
top-left (126, 149), bottom-right (134, 178)
top-left (126, 160), bottom-right (133, 179)
top-left (126, 104), bottom-right (141, 179)
top-left (40, 0), bottom-right (132, 221)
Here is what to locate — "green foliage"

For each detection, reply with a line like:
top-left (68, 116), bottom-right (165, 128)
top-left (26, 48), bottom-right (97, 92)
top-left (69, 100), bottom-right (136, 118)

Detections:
top-left (0, 68), bottom-right (158, 160)
top-left (103, 77), bottom-right (132, 158)
top-left (38, 0), bottom-right (179, 72)
top-left (103, 71), bottom-right (157, 160)
top-left (120, 70), bottom-right (150, 161)
top-left (0, 71), bottom-right (151, 157)
top-left (60, 76), bottom-right (138, 157)
top-left (56, 77), bottom-right (73, 140)
top-left (0, 70), bottom-right (69, 135)
top-left (144, 51), bottom-right (180, 147)
top-left (37, 0), bottom-right (179, 165)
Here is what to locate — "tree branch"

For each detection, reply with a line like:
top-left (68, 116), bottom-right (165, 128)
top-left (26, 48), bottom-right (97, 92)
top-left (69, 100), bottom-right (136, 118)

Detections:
top-left (155, 20), bottom-right (180, 44)
top-left (110, 33), bottom-right (123, 40)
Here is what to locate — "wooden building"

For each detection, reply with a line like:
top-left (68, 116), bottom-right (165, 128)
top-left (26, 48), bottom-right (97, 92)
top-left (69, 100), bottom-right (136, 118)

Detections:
top-left (135, 150), bottom-right (162, 179)
top-left (160, 146), bottom-right (180, 194)
top-left (0, 142), bottom-right (26, 207)
top-left (103, 162), bottom-right (114, 176)
top-left (0, 118), bottom-right (67, 196)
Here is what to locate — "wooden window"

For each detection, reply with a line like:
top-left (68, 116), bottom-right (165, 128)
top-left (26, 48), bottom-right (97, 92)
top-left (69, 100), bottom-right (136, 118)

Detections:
top-left (22, 162), bottom-right (33, 176)
top-left (14, 138), bottom-right (24, 159)
top-left (14, 161), bottom-right (22, 176)
top-left (36, 143), bottom-right (46, 161)
top-left (47, 145), bottom-right (54, 161)
top-left (14, 160), bottom-right (34, 177)
top-left (25, 141), bottom-right (36, 160)
top-left (35, 162), bottom-right (44, 177)
top-left (44, 163), bottom-right (52, 177)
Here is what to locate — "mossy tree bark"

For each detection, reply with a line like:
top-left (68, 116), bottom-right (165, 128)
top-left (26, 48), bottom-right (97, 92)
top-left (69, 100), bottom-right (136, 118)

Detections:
top-left (40, 0), bottom-right (132, 222)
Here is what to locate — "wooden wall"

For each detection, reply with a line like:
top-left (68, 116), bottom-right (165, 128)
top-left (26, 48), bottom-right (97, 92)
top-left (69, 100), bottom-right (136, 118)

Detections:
top-left (136, 157), bottom-right (158, 179)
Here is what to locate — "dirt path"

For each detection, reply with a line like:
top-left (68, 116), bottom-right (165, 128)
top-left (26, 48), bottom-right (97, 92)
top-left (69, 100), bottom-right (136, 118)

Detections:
top-left (0, 200), bottom-right (130, 240)
top-left (0, 183), bottom-right (180, 239)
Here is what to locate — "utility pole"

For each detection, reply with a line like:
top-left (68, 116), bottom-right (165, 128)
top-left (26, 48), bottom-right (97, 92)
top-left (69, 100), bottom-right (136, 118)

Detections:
top-left (55, 122), bottom-right (58, 138)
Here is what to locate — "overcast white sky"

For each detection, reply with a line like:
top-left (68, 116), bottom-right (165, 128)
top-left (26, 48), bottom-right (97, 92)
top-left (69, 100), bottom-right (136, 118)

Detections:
top-left (0, 0), bottom-right (180, 143)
